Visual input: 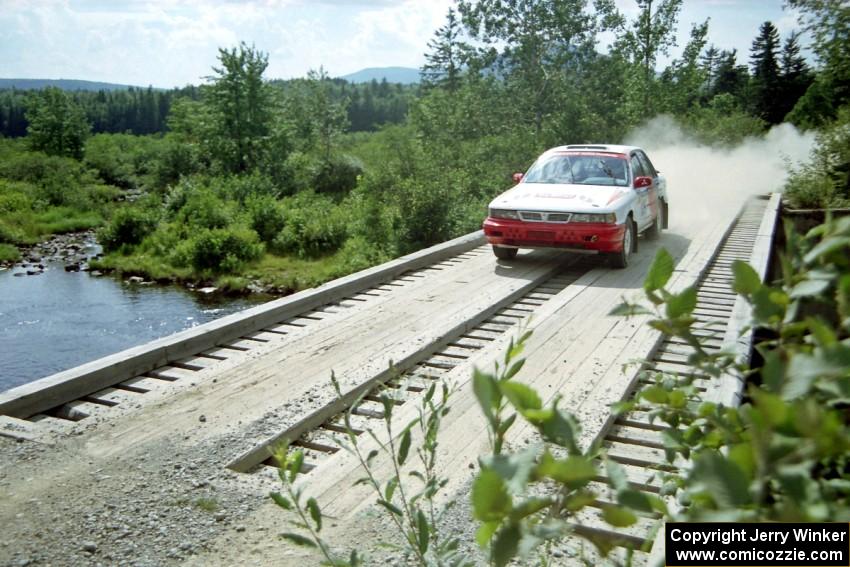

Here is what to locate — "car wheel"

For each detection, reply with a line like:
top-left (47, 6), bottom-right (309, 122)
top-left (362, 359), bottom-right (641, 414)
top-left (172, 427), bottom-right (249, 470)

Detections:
top-left (492, 245), bottom-right (518, 260)
top-left (609, 217), bottom-right (635, 269)
top-left (646, 203), bottom-right (663, 239)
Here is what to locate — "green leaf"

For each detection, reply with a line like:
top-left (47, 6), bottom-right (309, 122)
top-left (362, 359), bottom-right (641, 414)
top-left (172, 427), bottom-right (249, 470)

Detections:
top-left (616, 488), bottom-right (653, 512)
top-left (492, 523), bottom-right (521, 567)
top-left (472, 468), bottom-right (512, 522)
top-left (377, 499), bottom-right (403, 516)
top-left (785, 343), bottom-right (850, 399)
top-left (500, 381), bottom-right (541, 412)
top-left (397, 428), bottom-right (411, 466)
top-left (689, 452), bottom-right (752, 507)
top-left (732, 260), bottom-right (761, 295)
top-left (602, 505), bottom-right (637, 527)
top-left (288, 449), bottom-right (304, 483)
top-left (481, 449), bottom-right (537, 494)
top-left (605, 458), bottom-right (629, 492)
top-left (307, 497), bottom-right (322, 532)
top-left (536, 452), bottom-right (597, 488)
top-left (476, 521), bottom-right (500, 547)
top-left (280, 532), bottom-right (317, 547)
top-left (508, 497), bottom-right (553, 521)
top-left (269, 491), bottom-right (292, 510)
top-left (473, 368), bottom-right (499, 424)
top-left (385, 478), bottom-right (397, 502)
top-left (644, 249), bottom-right (674, 292)
top-left (666, 286), bottom-right (697, 319)
top-left (366, 449), bottom-right (379, 466)
top-left (640, 385), bottom-right (668, 404)
top-left (416, 509), bottom-right (430, 555)
top-left (504, 358), bottom-right (526, 380)
top-left (537, 407), bottom-right (581, 453)
top-left (564, 489), bottom-right (597, 512)
top-left (790, 278), bottom-right (831, 298)
top-left (803, 236), bottom-right (850, 265)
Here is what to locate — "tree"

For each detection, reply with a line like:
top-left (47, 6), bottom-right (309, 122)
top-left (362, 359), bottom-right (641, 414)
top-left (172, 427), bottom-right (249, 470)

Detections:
top-left (749, 21), bottom-right (783, 123)
top-left (617, 0), bottom-right (683, 119)
top-left (713, 49), bottom-right (749, 102)
top-left (778, 31), bottom-right (814, 120)
top-left (25, 87), bottom-right (90, 159)
top-left (700, 44), bottom-right (720, 99)
top-left (658, 21), bottom-right (709, 115)
top-left (457, 0), bottom-right (616, 136)
top-left (787, 0), bottom-right (850, 125)
top-left (422, 8), bottom-right (468, 92)
top-left (204, 42), bottom-right (276, 173)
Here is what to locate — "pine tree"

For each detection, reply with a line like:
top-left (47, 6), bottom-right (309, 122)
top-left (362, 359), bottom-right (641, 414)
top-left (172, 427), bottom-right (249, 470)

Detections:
top-left (749, 21), bottom-right (783, 123)
top-left (422, 8), bottom-right (467, 92)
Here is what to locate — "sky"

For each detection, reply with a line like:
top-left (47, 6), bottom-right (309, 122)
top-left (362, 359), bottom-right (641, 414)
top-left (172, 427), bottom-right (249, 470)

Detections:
top-left (0, 1), bottom-right (805, 89)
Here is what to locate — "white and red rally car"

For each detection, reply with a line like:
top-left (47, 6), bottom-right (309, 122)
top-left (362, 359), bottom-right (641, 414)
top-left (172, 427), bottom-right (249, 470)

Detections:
top-left (483, 144), bottom-right (668, 268)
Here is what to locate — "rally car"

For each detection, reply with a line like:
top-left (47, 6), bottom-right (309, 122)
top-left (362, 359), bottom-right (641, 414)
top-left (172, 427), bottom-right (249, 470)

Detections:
top-left (483, 144), bottom-right (668, 268)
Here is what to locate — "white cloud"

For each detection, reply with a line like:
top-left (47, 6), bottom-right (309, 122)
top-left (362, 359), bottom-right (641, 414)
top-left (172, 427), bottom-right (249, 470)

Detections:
top-left (0, 0), bottom-right (805, 87)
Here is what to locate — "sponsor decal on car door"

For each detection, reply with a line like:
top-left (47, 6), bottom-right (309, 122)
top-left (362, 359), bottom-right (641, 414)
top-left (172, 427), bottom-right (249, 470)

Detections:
top-left (630, 154), bottom-right (652, 229)
top-left (637, 151), bottom-right (660, 222)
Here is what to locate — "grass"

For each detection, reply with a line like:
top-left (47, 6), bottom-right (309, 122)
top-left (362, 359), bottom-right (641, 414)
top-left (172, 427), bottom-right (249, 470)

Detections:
top-left (0, 243), bottom-right (20, 263)
top-left (0, 207), bottom-right (103, 245)
top-left (89, 251), bottom-right (193, 282)
top-left (194, 497), bottom-right (219, 512)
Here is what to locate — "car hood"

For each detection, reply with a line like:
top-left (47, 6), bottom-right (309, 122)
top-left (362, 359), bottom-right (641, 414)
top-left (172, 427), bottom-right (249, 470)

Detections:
top-left (488, 183), bottom-right (630, 213)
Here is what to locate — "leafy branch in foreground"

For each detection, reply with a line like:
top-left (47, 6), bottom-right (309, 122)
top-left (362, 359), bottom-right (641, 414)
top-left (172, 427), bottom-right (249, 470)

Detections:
top-left (333, 372), bottom-right (470, 567)
top-left (269, 438), bottom-right (360, 567)
top-left (470, 329), bottom-right (666, 566)
top-left (610, 225), bottom-right (850, 523)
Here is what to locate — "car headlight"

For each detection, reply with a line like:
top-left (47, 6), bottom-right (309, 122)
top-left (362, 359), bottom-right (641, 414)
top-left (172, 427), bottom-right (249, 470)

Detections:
top-left (489, 208), bottom-right (520, 220)
top-left (571, 213), bottom-right (616, 223)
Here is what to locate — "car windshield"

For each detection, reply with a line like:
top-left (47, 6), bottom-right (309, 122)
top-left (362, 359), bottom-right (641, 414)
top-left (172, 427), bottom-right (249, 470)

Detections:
top-left (522, 153), bottom-right (629, 187)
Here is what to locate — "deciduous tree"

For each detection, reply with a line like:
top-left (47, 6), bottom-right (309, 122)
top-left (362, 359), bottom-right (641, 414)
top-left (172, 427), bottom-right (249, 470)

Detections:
top-left (25, 87), bottom-right (90, 159)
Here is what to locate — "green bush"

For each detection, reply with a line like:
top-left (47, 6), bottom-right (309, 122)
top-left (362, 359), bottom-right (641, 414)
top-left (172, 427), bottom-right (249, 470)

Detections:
top-left (0, 243), bottom-right (20, 263)
top-left (0, 220), bottom-right (25, 245)
top-left (246, 195), bottom-right (286, 244)
top-left (784, 105), bottom-right (850, 208)
top-left (0, 182), bottom-right (34, 213)
top-left (176, 187), bottom-right (233, 230)
top-left (180, 226), bottom-right (264, 273)
top-left (311, 154), bottom-right (364, 194)
top-left (212, 172), bottom-right (280, 203)
top-left (98, 207), bottom-right (159, 252)
top-left (272, 192), bottom-right (348, 258)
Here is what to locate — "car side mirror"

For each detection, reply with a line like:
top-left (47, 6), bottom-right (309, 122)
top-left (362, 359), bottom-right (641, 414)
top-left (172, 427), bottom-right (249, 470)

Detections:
top-left (512, 172), bottom-right (524, 183)
top-left (634, 176), bottom-right (652, 188)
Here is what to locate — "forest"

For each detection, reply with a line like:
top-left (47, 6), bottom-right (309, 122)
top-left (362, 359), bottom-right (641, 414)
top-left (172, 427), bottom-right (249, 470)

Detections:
top-left (0, 0), bottom-right (847, 294)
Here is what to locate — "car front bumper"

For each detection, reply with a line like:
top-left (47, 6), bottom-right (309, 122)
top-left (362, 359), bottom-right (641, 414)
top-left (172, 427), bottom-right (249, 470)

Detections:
top-left (482, 217), bottom-right (626, 253)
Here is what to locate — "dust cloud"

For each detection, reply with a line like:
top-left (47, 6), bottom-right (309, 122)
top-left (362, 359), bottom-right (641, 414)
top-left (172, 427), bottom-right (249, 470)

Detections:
top-left (625, 115), bottom-right (815, 228)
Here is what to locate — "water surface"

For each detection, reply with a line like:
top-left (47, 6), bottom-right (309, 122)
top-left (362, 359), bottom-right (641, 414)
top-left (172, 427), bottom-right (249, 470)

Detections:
top-left (0, 263), bottom-right (266, 393)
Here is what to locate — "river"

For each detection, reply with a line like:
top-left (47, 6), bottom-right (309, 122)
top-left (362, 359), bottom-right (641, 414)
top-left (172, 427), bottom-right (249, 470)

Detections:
top-left (0, 245), bottom-right (268, 393)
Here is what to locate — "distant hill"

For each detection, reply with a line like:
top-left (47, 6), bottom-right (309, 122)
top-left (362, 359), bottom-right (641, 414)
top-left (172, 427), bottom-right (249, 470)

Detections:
top-left (0, 78), bottom-right (150, 91)
top-left (339, 67), bottom-right (420, 84)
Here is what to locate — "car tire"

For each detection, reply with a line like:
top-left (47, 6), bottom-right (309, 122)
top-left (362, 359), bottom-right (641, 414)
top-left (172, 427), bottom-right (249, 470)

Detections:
top-left (609, 217), bottom-right (635, 269)
top-left (492, 245), bottom-right (518, 260)
top-left (646, 203), bottom-right (663, 239)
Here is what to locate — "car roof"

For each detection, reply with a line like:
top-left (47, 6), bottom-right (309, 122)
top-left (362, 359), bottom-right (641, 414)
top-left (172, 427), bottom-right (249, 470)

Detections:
top-left (545, 144), bottom-right (641, 156)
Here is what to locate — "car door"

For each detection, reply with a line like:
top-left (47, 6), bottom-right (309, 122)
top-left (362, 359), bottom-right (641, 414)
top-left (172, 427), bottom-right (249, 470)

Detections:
top-left (629, 153), bottom-right (652, 229)
top-left (636, 151), bottom-right (660, 223)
